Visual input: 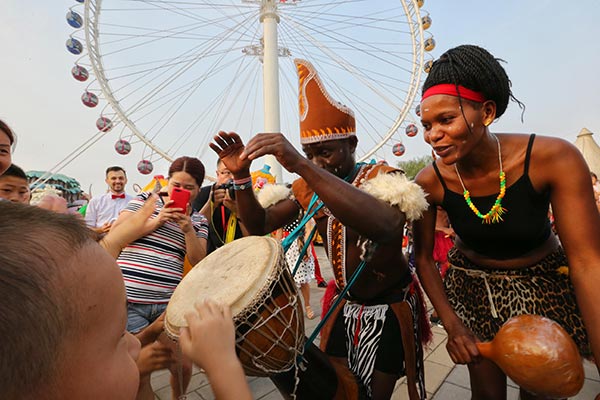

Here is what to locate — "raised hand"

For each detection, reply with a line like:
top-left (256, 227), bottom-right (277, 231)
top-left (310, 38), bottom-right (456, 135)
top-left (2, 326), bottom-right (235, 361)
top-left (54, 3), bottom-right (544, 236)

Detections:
top-left (209, 131), bottom-right (251, 175)
top-left (242, 132), bottom-right (305, 174)
top-left (101, 193), bottom-right (159, 258)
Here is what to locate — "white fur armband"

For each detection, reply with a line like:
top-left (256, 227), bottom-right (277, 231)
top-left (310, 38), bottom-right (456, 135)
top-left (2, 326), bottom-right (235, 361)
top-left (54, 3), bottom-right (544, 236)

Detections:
top-left (257, 184), bottom-right (291, 208)
top-left (361, 172), bottom-right (429, 221)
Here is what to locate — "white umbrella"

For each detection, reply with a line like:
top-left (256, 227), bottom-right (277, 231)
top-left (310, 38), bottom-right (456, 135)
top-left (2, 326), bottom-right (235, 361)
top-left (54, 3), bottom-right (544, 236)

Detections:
top-left (574, 128), bottom-right (600, 175)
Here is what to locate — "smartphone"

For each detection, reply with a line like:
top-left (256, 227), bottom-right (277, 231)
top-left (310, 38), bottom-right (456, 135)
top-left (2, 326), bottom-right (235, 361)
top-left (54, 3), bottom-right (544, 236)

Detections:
top-left (168, 187), bottom-right (191, 210)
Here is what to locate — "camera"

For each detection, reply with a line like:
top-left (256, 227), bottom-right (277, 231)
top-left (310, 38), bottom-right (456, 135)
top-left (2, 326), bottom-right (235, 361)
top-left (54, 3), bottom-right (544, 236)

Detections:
top-left (214, 179), bottom-right (235, 200)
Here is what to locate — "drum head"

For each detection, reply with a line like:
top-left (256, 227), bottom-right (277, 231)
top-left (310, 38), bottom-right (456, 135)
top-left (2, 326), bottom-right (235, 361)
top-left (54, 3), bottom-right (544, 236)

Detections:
top-left (165, 236), bottom-right (281, 339)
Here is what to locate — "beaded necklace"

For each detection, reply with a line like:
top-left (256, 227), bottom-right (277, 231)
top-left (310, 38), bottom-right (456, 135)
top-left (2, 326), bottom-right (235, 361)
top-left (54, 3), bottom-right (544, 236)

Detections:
top-left (454, 135), bottom-right (507, 224)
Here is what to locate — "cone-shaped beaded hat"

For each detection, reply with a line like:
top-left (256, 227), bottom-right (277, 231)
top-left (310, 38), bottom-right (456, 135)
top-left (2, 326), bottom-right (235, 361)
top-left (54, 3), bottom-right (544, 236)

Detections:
top-left (295, 59), bottom-right (356, 144)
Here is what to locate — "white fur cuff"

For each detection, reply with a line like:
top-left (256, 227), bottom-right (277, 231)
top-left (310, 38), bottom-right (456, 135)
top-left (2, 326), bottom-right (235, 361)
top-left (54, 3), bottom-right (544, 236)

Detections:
top-left (361, 172), bottom-right (429, 221)
top-left (257, 184), bottom-right (291, 208)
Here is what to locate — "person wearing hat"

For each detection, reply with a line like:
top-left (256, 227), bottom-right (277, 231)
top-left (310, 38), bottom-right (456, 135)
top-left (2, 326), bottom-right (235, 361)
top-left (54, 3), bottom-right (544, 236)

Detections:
top-left (211, 59), bottom-right (429, 399)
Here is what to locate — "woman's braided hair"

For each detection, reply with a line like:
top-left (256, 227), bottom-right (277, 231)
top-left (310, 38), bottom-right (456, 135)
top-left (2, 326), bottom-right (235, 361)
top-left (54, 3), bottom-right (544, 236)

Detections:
top-left (422, 44), bottom-right (524, 119)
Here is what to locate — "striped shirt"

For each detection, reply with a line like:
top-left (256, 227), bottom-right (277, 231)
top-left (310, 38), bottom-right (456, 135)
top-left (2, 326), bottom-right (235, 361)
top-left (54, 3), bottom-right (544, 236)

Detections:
top-left (117, 192), bottom-right (208, 303)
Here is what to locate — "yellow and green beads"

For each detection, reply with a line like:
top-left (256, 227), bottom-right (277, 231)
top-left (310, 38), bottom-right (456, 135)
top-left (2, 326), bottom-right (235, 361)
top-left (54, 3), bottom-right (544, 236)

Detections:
top-left (462, 171), bottom-right (507, 224)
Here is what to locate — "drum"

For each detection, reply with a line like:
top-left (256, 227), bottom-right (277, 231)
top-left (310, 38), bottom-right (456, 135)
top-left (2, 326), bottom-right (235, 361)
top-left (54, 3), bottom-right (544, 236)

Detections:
top-left (165, 236), bottom-right (305, 376)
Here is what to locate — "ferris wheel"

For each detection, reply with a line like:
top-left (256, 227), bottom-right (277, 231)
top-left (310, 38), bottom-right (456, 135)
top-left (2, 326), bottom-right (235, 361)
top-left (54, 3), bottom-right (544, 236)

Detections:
top-left (64, 0), bottom-right (435, 180)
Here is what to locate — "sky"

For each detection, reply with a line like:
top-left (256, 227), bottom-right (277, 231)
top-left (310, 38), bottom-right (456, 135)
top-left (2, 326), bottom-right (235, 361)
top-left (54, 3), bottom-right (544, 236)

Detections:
top-left (1, 0), bottom-right (599, 195)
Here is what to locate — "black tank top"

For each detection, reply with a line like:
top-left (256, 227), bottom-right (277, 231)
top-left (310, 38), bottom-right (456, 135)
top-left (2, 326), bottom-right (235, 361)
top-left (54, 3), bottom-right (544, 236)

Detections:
top-left (433, 134), bottom-right (552, 259)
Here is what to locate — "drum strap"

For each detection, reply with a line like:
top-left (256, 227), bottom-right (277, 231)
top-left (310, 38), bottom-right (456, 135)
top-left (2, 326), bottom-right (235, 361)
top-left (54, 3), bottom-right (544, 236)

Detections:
top-left (304, 253), bottom-right (373, 351)
top-left (291, 224), bottom-right (318, 277)
top-left (282, 193), bottom-right (323, 252)
top-left (282, 162), bottom-right (367, 252)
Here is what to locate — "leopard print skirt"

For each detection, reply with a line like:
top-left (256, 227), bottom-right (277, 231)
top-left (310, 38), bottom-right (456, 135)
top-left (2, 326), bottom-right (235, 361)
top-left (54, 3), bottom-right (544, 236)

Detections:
top-left (444, 246), bottom-right (591, 357)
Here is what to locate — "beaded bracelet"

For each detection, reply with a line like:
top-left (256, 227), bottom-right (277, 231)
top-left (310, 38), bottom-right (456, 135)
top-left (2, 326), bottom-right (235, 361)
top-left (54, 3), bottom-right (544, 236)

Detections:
top-left (233, 176), bottom-right (252, 191)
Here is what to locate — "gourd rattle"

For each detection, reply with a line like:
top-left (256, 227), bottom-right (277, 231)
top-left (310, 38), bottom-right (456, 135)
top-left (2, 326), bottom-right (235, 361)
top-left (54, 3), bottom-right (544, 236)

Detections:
top-left (476, 314), bottom-right (584, 398)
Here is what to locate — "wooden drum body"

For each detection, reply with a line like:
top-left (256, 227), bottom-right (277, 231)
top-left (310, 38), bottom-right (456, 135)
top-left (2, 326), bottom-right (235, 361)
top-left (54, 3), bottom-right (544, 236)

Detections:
top-left (165, 236), bottom-right (305, 376)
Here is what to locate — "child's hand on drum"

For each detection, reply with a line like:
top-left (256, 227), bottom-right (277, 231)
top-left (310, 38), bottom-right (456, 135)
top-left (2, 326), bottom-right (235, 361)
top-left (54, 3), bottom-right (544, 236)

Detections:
top-left (136, 341), bottom-right (174, 377)
top-left (180, 299), bottom-right (252, 400)
top-left (136, 312), bottom-right (166, 347)
top-left (179, 299), bottom-right (236, 371)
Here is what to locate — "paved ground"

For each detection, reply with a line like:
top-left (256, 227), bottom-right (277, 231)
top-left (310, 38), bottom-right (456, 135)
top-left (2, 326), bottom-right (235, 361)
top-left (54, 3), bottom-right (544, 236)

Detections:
top-left (151, 245), bottom-right (600, 399)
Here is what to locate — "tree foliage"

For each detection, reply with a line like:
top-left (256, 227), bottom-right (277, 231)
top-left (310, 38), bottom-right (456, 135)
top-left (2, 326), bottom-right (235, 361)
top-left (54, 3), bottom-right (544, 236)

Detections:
top-left (396, 155), bottom-right (434, 180)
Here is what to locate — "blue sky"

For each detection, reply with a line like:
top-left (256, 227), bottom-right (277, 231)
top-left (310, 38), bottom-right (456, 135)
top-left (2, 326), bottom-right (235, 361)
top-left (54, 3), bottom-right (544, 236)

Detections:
top-left (1, 0), bottom-right (599, 193)
top-left (427, 1), bottom-right (600, 137)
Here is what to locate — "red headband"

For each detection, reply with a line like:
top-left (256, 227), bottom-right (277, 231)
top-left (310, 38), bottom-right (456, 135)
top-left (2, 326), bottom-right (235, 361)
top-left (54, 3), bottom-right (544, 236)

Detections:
top-left (422, 84), bottom-right (486, 103)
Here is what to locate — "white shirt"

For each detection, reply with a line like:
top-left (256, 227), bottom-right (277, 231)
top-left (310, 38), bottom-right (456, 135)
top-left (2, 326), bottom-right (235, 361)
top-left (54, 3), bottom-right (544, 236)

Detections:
top-left (84, 192), bottom-right (134, 228)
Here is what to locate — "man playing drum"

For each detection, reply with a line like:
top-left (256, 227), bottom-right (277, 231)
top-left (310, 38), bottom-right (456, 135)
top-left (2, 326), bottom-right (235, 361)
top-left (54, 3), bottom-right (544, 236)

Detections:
top-left (210, 59), bottom-right (429, 400)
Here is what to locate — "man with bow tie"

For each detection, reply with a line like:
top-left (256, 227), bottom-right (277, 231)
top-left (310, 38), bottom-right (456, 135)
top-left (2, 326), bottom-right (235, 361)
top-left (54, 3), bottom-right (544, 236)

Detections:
top-left (85, 166), bottom-right (133, 234)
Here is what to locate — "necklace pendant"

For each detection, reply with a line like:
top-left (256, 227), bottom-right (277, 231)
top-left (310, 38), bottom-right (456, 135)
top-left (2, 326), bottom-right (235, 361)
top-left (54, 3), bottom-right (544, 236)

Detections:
top-left (481, 205), bottom-right (507, 224)
top-left (455, 135), bottom-right (508, 224)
